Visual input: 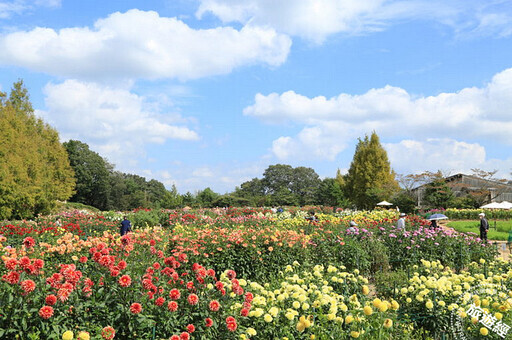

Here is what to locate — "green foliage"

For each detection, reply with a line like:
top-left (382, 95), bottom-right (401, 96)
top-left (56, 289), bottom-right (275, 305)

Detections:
top-left (64, 139), bottom-right (171, 211)
top-left (289, 166), bottom-right (321, 205)
top-left (424, 175), bottom-right (454, 209)
top-left (0, 81), bottom-right (75, 219)
top-left (444, 208), bottom-right (512, 220)
top-left (345, 131), bottom-right (400, 209)
top-left (196, 187), bottom-right (219, 207)
top-left (160, 184), bottom-right (183, 208)
top-left (128, 209), bottom-right (171, 229)
top-left (64, 140), bottom-right (112, 210)
top-left (271, 187), bottom-right (299, 206)
top-left (448, 195), bottom-right (478, 209)
top-left (211, 194), bottom-right (251, 207)
top-left (316, 177), bottom-right (347, 207)
top-left (447, 220), bottom-right (512, 241)
top-left (234, 177), bottom-right (264, 205)
top-left (392, 190), bottom-right (417, 213)
top-left (56, 201), bottom-right (101, 213)
top-left (181, 191), bottom-right (196, 207)
top-left (237, 164), bottom-right (323, 206)
top-left (374, 269), bottom-right (408, 298)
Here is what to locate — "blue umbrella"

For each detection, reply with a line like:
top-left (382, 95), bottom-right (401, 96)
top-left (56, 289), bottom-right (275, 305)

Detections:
top-left (428, 213), bottom-right (448, 221)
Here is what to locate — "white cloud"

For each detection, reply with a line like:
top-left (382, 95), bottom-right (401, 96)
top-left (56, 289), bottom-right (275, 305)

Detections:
top-left (192, 167), bottom-right (214, 178)
top-left (384, 138), bottom-right (487, 174)
top-left (244, 67), bottom-right (512, 161)
top-left (36, 79), bottom-right (199, 169)
top-left (0, 0), bottom-right (60, 19)
top-left (196, 0), bottom-right (512, 43)
top-left (168, 162), bottom-right (266, 193)
top-left (0, 9), bottom-right (291, 80)
top-left (384, 138), bottom-right (512, 180)
top-left (272, 126), bottom-right (346, 161)
top-left (196, 0), bottom-right (420, 43)
top-left (137, 169), bottom-right (178, 188)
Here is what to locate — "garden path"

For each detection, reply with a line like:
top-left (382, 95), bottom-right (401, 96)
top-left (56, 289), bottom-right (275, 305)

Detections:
top-left (437, 220), bottom-right (510, 261)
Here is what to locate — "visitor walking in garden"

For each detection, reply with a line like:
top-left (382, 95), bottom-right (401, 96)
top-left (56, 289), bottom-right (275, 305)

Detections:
top-left (479, 212), bottom-right (489, 241)
top-left (120, 216), bottom-right (132, 236)
top-left (397, 213), bottom-right (406, 231)
top-left (348, 220), bottom-right (358, 232)
top-left (305, 211), bottom-right (318, 222)
top-left (429, 219), bottom-right (437, 230)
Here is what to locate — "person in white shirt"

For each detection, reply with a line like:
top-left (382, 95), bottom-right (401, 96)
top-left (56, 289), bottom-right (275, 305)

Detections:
top-left (348, 220), bottom-right (358, 232)
top-left (397, 213), bottom-right (406, 231)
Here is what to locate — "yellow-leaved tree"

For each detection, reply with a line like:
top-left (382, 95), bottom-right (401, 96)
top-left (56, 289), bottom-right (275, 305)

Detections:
top-left (0, 80), bottom-right (75, 219)
top-left (344, 131), bottom-right (399, 209)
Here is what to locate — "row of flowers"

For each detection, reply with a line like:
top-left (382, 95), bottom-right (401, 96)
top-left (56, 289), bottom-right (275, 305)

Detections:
top-left (2, 229), bottom-right (509, 339)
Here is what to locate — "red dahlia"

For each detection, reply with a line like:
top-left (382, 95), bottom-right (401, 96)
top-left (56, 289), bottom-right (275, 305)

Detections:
top-left (169, 288), bottom-right (181, 300)
top-left (155, 297), bottom-right (165, 306)
top-left (20, 279), bottom-right (36, 293)
top-left (130, 303), bottom-right (142, 314)
top-left (23, 237), bottom-right (35, 248)
top-left (39, 305), bottom-right (54, 319)
top-left (118, 275), bottom-right (131, 287)
top-left (209, 300), bottom-right (220, 312)
top-left (45, 294), bottom-right (57, 306)
top-left (101, 326), bottom-right (116, 340)
top-left (2, 271), bottom-right (20, 284)
top-left (168, 301), bottom-right (178, 312)
top-left (187, 294), bottom-right (199, 305)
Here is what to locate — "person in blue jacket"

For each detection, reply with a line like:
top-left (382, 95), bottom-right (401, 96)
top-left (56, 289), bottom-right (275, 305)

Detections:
top-left (120, 216), bottom-right (132, 236)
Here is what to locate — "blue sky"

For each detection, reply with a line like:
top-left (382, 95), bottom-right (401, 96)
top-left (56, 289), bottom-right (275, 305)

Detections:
top-left (1, 0), bottom-right (512, 193)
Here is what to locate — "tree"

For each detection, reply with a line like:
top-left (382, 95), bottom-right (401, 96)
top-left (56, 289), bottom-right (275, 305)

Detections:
top-left (290, 167), bottom-right (321, 205)
top-left (197, 187), bottom-right (219, 208)
top-left (260, 164), bottom-right (321, 205)
top-left (344, 132), bottom-right (399, 209)
top-left (316, 177), bottom-right (347, 207)
top-left (462, 169), bottom-right (508, 206)
top-left (392, 190), bottom-right (417, 213)
top-left (211, 195), bottom-right (251, 207)
top-left (161, 184), bottom-right (183, 209)
top-left (146, 179), bottom-right (168, 206)
top-left (449, 195), bottom-right (478, 209)
top-left (181, 192), bottom-right (196, 207)
top-left (0, 80), bottom-right (75, 218)
top-left (424, 172), bottom-right (454, 209)
top-left (261, 164), bottom-right (295, 195)
top-left (64, 140), bottom-right (112, 210)
top-left (271, 187), bottom-right (299, 206)
top-left (234, 178), bottom-right (265, 205)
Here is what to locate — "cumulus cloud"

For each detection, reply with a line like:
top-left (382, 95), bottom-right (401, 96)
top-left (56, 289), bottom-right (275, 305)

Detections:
top-left (384, 138), bottom-right (512, 180)
top-left (384, 139), bottom-right (487, 174)
top-left (196, 0), bottom-right (512, 42)
top-left (244, 67), bottom-right (512, 161)
top-left (0, 9), bottom-right (291, 80)
top-left (36, 79), bottom-right (199, 168)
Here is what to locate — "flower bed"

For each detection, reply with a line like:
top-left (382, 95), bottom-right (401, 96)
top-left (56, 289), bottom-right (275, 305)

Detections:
top-left (0, 209), bottom-right (507, 339)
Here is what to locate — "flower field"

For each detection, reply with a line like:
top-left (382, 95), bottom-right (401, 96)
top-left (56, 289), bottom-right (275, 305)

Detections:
top-left (0, 208), bottom-right (510, 339)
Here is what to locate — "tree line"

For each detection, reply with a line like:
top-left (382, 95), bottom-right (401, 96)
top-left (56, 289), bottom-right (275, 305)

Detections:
top-left (1, 81), bottom-right (502, 218)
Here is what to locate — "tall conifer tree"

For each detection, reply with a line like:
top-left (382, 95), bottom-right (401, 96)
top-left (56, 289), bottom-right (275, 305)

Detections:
top-left (345, 131), bottom-right (399, 209)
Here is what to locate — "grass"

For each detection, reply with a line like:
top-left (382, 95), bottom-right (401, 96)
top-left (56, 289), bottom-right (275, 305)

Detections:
top-left (55, 201), bottom-right (101, 213)
top-left (446, 220), bottom-right (512, 241)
